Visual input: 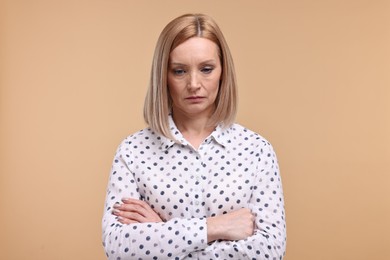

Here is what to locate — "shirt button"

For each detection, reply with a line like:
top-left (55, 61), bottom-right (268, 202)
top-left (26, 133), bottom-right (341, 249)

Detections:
top-left (195, 201), bottom-right (200, 205)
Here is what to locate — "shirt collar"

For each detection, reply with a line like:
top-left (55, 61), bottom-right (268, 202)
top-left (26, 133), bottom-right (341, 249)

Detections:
top-left (209, 124), bottom-right (229, 148)
top-left (158, 116), bottom-right (181, 151)
top-left (159, 115), bottom-right (231, 151)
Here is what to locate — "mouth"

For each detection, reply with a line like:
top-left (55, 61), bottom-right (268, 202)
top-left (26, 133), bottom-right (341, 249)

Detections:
top-left (185, 96), bottom-right (205, 103)
top-left (186, 96), bottom-right (204, 100)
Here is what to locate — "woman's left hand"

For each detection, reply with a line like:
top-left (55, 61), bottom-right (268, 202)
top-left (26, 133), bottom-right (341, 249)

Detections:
top-left (112, 198), bottom-right (163, 224)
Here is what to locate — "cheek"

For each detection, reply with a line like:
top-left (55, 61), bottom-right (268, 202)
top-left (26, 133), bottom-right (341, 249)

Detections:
top-left (210, 77), bottom-right (221, 94)
top-left (167, 76), bottom-right (175, 92)
top-left (167, 79), bottom-right (181, 101)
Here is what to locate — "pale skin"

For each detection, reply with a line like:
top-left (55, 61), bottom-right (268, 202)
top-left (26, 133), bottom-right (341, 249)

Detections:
top-left (112, 37), bottom-right (255, 243)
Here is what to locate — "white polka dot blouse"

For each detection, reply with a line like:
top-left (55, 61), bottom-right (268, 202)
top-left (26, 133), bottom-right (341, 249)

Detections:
top-left (102, 116), bottom-right (286, 259)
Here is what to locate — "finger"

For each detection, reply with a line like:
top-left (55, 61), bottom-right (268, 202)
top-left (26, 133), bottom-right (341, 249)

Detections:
top-left (117, 216), bottom-right (139, 225)
top-left (114, 201), bottom-right (147, 215)
top-left (121, 198), bottom-right (152, 211)
top-left (122, 205), bottom-right (161, 222)
top-left (121, 197), bottom-right (146, 205)
top-left (112, 207), bottom-right (147, 222)
top-left (114, 203), bottom-right (161, 223)
top-left (117, 199), bottom-right (163, 222)
top-left (117, 202), bottom-right (150, 219)
top-left (121, 199), bottom-right (162, 221)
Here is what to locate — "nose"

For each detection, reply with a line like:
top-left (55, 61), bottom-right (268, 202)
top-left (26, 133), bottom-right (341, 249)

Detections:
top-left (187, 71), bottom-right (201, 91)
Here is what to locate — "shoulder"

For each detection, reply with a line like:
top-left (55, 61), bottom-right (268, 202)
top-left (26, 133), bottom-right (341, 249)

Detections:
top-left (226, 124), bottom-right (279, 166)
top-left (227, 123), bottom-right (272, 146)
top-left (221, 123), bottom-right (277, 156)
top-left (116, 127), bottom-right (163, 151)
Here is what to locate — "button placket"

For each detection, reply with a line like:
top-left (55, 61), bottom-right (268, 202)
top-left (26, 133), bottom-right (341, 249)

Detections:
top-left (193, 151), bottom-right (204, 212)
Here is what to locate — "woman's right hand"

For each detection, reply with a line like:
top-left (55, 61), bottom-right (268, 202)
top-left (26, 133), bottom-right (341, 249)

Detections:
top-left (112, 198), bottom-right (163, 224)
top-left (206, 208), bottom-right (255, 242)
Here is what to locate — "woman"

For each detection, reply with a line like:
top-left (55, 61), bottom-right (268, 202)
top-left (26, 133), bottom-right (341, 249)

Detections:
top-left (102, 13), bottom-right (286, 259)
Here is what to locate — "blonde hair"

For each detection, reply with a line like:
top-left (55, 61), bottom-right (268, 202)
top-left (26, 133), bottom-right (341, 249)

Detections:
top-left (143, 13), bottom-right (237, 140)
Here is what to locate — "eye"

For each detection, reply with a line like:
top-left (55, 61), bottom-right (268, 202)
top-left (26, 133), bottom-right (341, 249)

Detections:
top-left (201, 66), bottom-right (214, 74)
top-left (173, 69), bottom-right (186, 75)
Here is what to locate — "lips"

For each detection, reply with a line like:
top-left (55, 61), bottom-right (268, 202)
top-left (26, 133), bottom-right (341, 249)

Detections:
top-left (186, 96), bottom-right (204, 100)
top-left (185, 96), bottom-right (204, 102)
top-left (185, 96), bottom-right (205, 103)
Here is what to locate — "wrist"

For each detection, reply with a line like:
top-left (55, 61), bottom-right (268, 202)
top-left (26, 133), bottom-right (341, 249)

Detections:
top-left (206, 216), bottom-right (223, 243)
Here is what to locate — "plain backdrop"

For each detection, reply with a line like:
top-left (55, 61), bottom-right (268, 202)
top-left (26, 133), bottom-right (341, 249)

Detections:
top-left (1, 0), bottom-right (389, 259)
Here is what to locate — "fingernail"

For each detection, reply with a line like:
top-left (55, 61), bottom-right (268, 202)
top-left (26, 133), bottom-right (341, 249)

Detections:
top-left (112, 209), bottom-right (120, 215)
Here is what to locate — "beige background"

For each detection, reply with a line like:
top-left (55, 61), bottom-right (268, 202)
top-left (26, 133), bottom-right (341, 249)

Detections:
top-left (1, 0), bottom-right (389, 259)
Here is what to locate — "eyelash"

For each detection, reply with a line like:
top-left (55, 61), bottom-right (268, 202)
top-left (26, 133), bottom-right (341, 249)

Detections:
top-left (173, 69), bottom-right (186, 75)
top-left (172, 67), bottom-right (214, 75)
top-left (201, 67), bottom-right (214, 74)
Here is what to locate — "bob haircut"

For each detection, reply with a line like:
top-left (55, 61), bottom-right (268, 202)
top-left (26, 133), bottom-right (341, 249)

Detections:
top-left (143, 13), bottom-right (238, 140)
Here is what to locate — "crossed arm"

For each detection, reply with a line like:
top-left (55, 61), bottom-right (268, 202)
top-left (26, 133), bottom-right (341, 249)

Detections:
top-left (112, 197), bottom-right (255, 243)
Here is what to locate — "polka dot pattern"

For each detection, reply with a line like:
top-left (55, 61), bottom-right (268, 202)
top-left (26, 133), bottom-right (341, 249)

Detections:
top-left (102, 116), bottom-right (286, 259)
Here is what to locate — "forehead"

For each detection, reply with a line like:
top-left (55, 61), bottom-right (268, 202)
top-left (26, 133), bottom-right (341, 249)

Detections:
top-left (169, 37), bottom-right (220, 62)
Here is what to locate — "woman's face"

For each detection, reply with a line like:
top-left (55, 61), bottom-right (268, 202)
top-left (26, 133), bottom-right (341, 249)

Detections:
top-left (167, 37), bottom-right (222, 119)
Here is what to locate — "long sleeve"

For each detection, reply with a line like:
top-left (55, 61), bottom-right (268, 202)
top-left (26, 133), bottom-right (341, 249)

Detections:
top-left (102, 139), bottom-right (208, 259)
top-left (192, 141), bottom-right (286, 259)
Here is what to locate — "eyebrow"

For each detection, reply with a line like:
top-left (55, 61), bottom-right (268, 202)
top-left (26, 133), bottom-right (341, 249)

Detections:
top-left (169, 59), bottom-right (217, 66)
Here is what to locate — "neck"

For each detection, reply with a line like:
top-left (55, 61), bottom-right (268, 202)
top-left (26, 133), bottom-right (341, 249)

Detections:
top-left (172, 112), bottom-right (216, 149)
